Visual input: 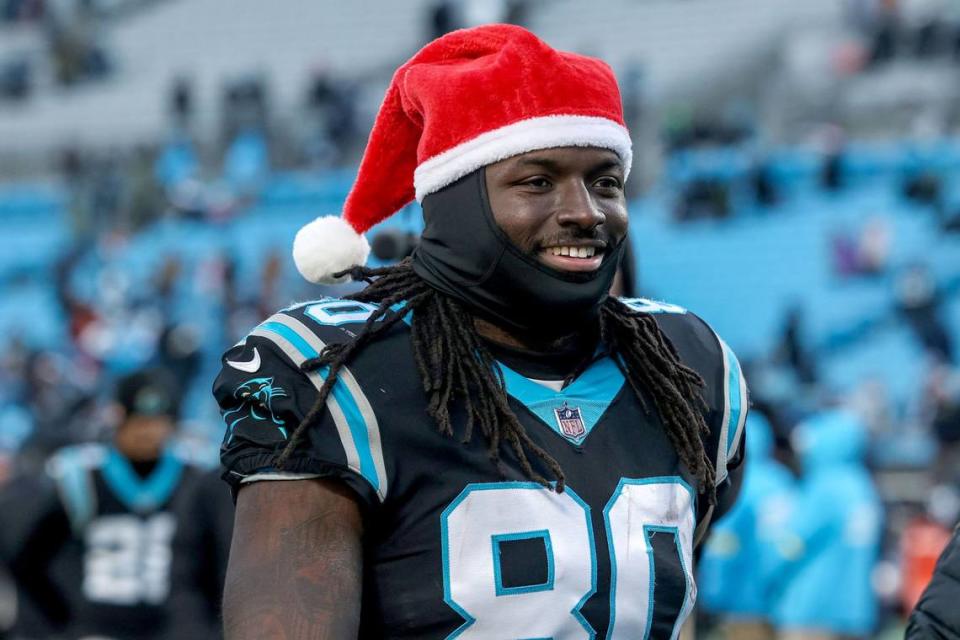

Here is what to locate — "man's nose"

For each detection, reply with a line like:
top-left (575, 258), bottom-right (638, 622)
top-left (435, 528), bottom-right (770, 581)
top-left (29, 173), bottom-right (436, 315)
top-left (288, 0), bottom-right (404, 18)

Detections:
top-left (555, 180), bottom-right (605, 230)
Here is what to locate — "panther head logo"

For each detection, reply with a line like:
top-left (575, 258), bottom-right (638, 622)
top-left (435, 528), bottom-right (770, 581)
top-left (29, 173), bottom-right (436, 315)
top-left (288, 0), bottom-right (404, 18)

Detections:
top-left (223, 376), bottom-right (289, 442)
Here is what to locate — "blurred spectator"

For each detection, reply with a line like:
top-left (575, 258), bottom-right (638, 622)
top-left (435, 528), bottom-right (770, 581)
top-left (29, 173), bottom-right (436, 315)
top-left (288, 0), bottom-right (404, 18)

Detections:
top-left (60, 146), bottom-right (96, 237)
top-left (18, 350), bottom-right (100, 457)
top-left (751, 161), bottom-right (780, 207)
top-left (89, 153), bottom-right (125, 232)
top-left (256, 251), bottom-right (284, 320)
top-left (462, 0), bottom-right (508, 27)
top-left (221, 75), bottom-right (269, 146)
top-left (907, 0), bottom-right (947, 57)
top-left (427, 0), bottom-right (459, 41)
top-left (922, 363), bottom-right (960, 482)
top-left (821, 146), bottom-right (846, 192)
top-left (46, 4), bottom-right (111, 86)
top-left (895, 264), bottom-right (955, 362)
top-left (847, 378), bottom-right (895, 438)
top-left (153, 256), bottom-right (182, 313)
top-left (699, 414), bottom-right (796, 640)
top-left (776, 306), bottom-right (818, 386)
top-left (223, 128), bottom-right (270, 197)
top-left (868, 0), bottom-right (901, 65)
top-left (676, 177), bottom-right (731, 221)
top-left (124, 145), bottom-right (165, 232)
top-left (504, 0), bottom-right (529, 26)
top-left (769, 410), bottom-right (883, 639)
top-left (0, 55), bottom-right (31, 102)
top-left (857, 216), bottom-right (892, 275)
top-left (303, 68), bottom-right (359, 168)
top-left (169, 76), bottom-right (194, 131)
top-left (155, 132), bottom-right (200, 193)
top-left (902, 171), bottom-right (943, 207)
top-left (832, 218), bottom-right (893, 278)
top-left (0, 368), bottom-right (216, 639)
top-left (155, 323), bottom-right (202, 398)
top-left (1, 0), bottom-right (44, 22)
top-left (832, 230), bottom-right (862, 277)
top-left (941, 205), bottom-right (960, 233)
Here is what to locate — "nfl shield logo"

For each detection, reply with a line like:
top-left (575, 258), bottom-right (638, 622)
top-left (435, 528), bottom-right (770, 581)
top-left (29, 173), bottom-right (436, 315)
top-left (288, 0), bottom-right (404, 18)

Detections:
top-left (554, 403), bottom-right (586, 439)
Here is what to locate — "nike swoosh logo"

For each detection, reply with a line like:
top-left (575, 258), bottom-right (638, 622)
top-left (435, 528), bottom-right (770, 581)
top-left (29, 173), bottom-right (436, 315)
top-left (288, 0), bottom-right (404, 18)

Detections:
top-left (226, 347), bottom-right (261, 373)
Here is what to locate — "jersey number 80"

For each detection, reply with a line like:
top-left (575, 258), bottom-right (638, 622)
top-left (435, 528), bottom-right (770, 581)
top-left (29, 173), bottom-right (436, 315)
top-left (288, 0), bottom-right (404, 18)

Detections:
top-left (441, 478), bottom-right (695, 639)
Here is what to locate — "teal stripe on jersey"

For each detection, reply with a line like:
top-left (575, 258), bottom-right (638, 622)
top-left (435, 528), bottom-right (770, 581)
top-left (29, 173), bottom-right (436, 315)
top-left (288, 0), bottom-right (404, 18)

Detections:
top-left (721, 340), bottom-right (745, 457)
top-left (259, 321), bottom-right (381, 494)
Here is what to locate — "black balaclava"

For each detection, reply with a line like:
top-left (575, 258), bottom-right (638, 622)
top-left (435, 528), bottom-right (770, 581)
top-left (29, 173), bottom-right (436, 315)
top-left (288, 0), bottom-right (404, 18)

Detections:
top-left (412, 167), bottom-right (625, 340)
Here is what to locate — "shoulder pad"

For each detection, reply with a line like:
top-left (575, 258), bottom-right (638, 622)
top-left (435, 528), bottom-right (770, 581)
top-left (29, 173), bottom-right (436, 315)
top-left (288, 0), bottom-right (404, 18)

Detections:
top-left (219, 300), bottom-right (392, 504)
top-left (45, 444), bottom-right (104, 534)
top-left (46, 443), bottom-right (107, 478)
top-left (670, 312), bottom-right (746, 488)
top-left (622, 302), bottom-right (748, 488)
top-left (286, 297), bottom-right (383, 328)
top-left (619, 297), bottom-right (688, 315)
top-left (243, 297), bottom-right (409, 354)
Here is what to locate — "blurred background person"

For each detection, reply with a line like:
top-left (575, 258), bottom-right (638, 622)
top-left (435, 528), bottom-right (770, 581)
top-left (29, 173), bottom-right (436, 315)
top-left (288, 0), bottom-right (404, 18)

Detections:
top-left (697, 413), bottom-right (797, 640)
top-left (768, 410), bottom-right (884, 640)
top-left (0, 368), bottom-right (219, 640)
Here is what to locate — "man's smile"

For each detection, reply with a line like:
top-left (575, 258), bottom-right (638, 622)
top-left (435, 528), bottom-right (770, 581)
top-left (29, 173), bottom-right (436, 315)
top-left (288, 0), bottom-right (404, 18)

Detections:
top-left (538, 242), bottom-right (606, 272)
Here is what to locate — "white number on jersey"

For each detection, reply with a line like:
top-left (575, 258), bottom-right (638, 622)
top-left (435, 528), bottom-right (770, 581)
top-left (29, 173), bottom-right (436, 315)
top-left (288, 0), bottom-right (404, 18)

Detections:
top-left (83, 513), bottom-right (176, 605)
top-left (604, 480), bottom-right (696, 639)
top-left (305, 300), bottom-right (378, 326)
top-left (441, 478), bottom-right (695, 639)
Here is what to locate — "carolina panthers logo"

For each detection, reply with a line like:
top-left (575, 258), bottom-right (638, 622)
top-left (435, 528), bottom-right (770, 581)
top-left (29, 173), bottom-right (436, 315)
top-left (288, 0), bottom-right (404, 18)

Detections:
top-left (223, 376), bottom-right (289, 442)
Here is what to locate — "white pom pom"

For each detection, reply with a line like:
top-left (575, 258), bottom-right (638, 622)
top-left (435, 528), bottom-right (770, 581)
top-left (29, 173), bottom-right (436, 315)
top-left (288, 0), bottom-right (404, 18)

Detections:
top-left (292, 216), bottom-right (370, 284)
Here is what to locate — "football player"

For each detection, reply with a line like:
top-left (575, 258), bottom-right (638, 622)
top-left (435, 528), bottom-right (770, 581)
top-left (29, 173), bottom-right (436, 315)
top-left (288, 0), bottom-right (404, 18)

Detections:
top-left (218, 24), bottom-right (748, 639)
top-left (1, 368), bottom-right (216, 640)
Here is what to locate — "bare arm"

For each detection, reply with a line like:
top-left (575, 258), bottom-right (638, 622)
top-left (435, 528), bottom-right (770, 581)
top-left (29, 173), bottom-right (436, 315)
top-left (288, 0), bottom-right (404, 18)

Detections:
top-left (223, 478), bottom-right (364, 640)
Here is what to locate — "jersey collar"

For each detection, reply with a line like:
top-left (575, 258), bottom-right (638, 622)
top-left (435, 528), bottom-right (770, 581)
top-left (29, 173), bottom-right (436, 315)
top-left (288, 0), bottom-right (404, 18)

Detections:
top-left (102, 446), bottom-right (183, 513)
top-left (497, 354), bottom-right (625, 446)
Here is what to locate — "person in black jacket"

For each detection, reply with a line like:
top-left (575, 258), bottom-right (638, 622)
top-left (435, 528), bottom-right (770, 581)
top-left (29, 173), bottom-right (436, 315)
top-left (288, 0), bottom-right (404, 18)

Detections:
top-left (907, 526), bottom-right (960, 638)
top-left (0, 368), bottom-right (215, 640)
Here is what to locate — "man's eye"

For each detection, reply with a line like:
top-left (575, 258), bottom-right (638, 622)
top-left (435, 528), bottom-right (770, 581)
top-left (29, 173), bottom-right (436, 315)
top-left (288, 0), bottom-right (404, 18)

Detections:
top-left (594, 177), bottom-right (623, 190)
top-left (523, 177), bottom-right (551, 188)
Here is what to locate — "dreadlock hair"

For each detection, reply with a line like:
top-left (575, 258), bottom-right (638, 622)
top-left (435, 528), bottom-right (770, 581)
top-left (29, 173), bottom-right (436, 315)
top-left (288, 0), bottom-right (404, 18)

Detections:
top-left (276, 259), bottom-right (717, 504)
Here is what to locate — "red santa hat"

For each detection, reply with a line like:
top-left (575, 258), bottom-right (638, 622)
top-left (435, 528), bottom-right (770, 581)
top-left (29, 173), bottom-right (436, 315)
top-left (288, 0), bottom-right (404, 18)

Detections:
top-left (293, 23), bottom-right (633, 284)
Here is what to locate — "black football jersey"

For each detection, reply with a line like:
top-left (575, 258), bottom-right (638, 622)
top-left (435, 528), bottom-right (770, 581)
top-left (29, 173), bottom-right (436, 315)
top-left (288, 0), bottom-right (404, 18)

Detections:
top-left (216, 297), bottom-right (747, 639)
top-left (5, 444), bottom-right (209, 640)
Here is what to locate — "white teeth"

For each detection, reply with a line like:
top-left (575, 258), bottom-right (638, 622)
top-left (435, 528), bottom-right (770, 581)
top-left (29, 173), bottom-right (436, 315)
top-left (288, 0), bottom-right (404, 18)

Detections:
top-left (546, 246), bottom-right (597, 258)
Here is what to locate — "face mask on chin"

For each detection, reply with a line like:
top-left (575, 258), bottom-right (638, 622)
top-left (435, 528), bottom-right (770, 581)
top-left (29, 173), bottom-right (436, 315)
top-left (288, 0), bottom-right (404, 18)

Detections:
top-left (412, 168), bottom-right (625, 341)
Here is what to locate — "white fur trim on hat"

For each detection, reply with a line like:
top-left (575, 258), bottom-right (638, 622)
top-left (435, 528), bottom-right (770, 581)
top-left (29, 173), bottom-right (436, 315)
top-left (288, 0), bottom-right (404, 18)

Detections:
top-left (292, 215), bottom-right (371, 284)
top-left (412, 115), bottom-right (633, 202)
